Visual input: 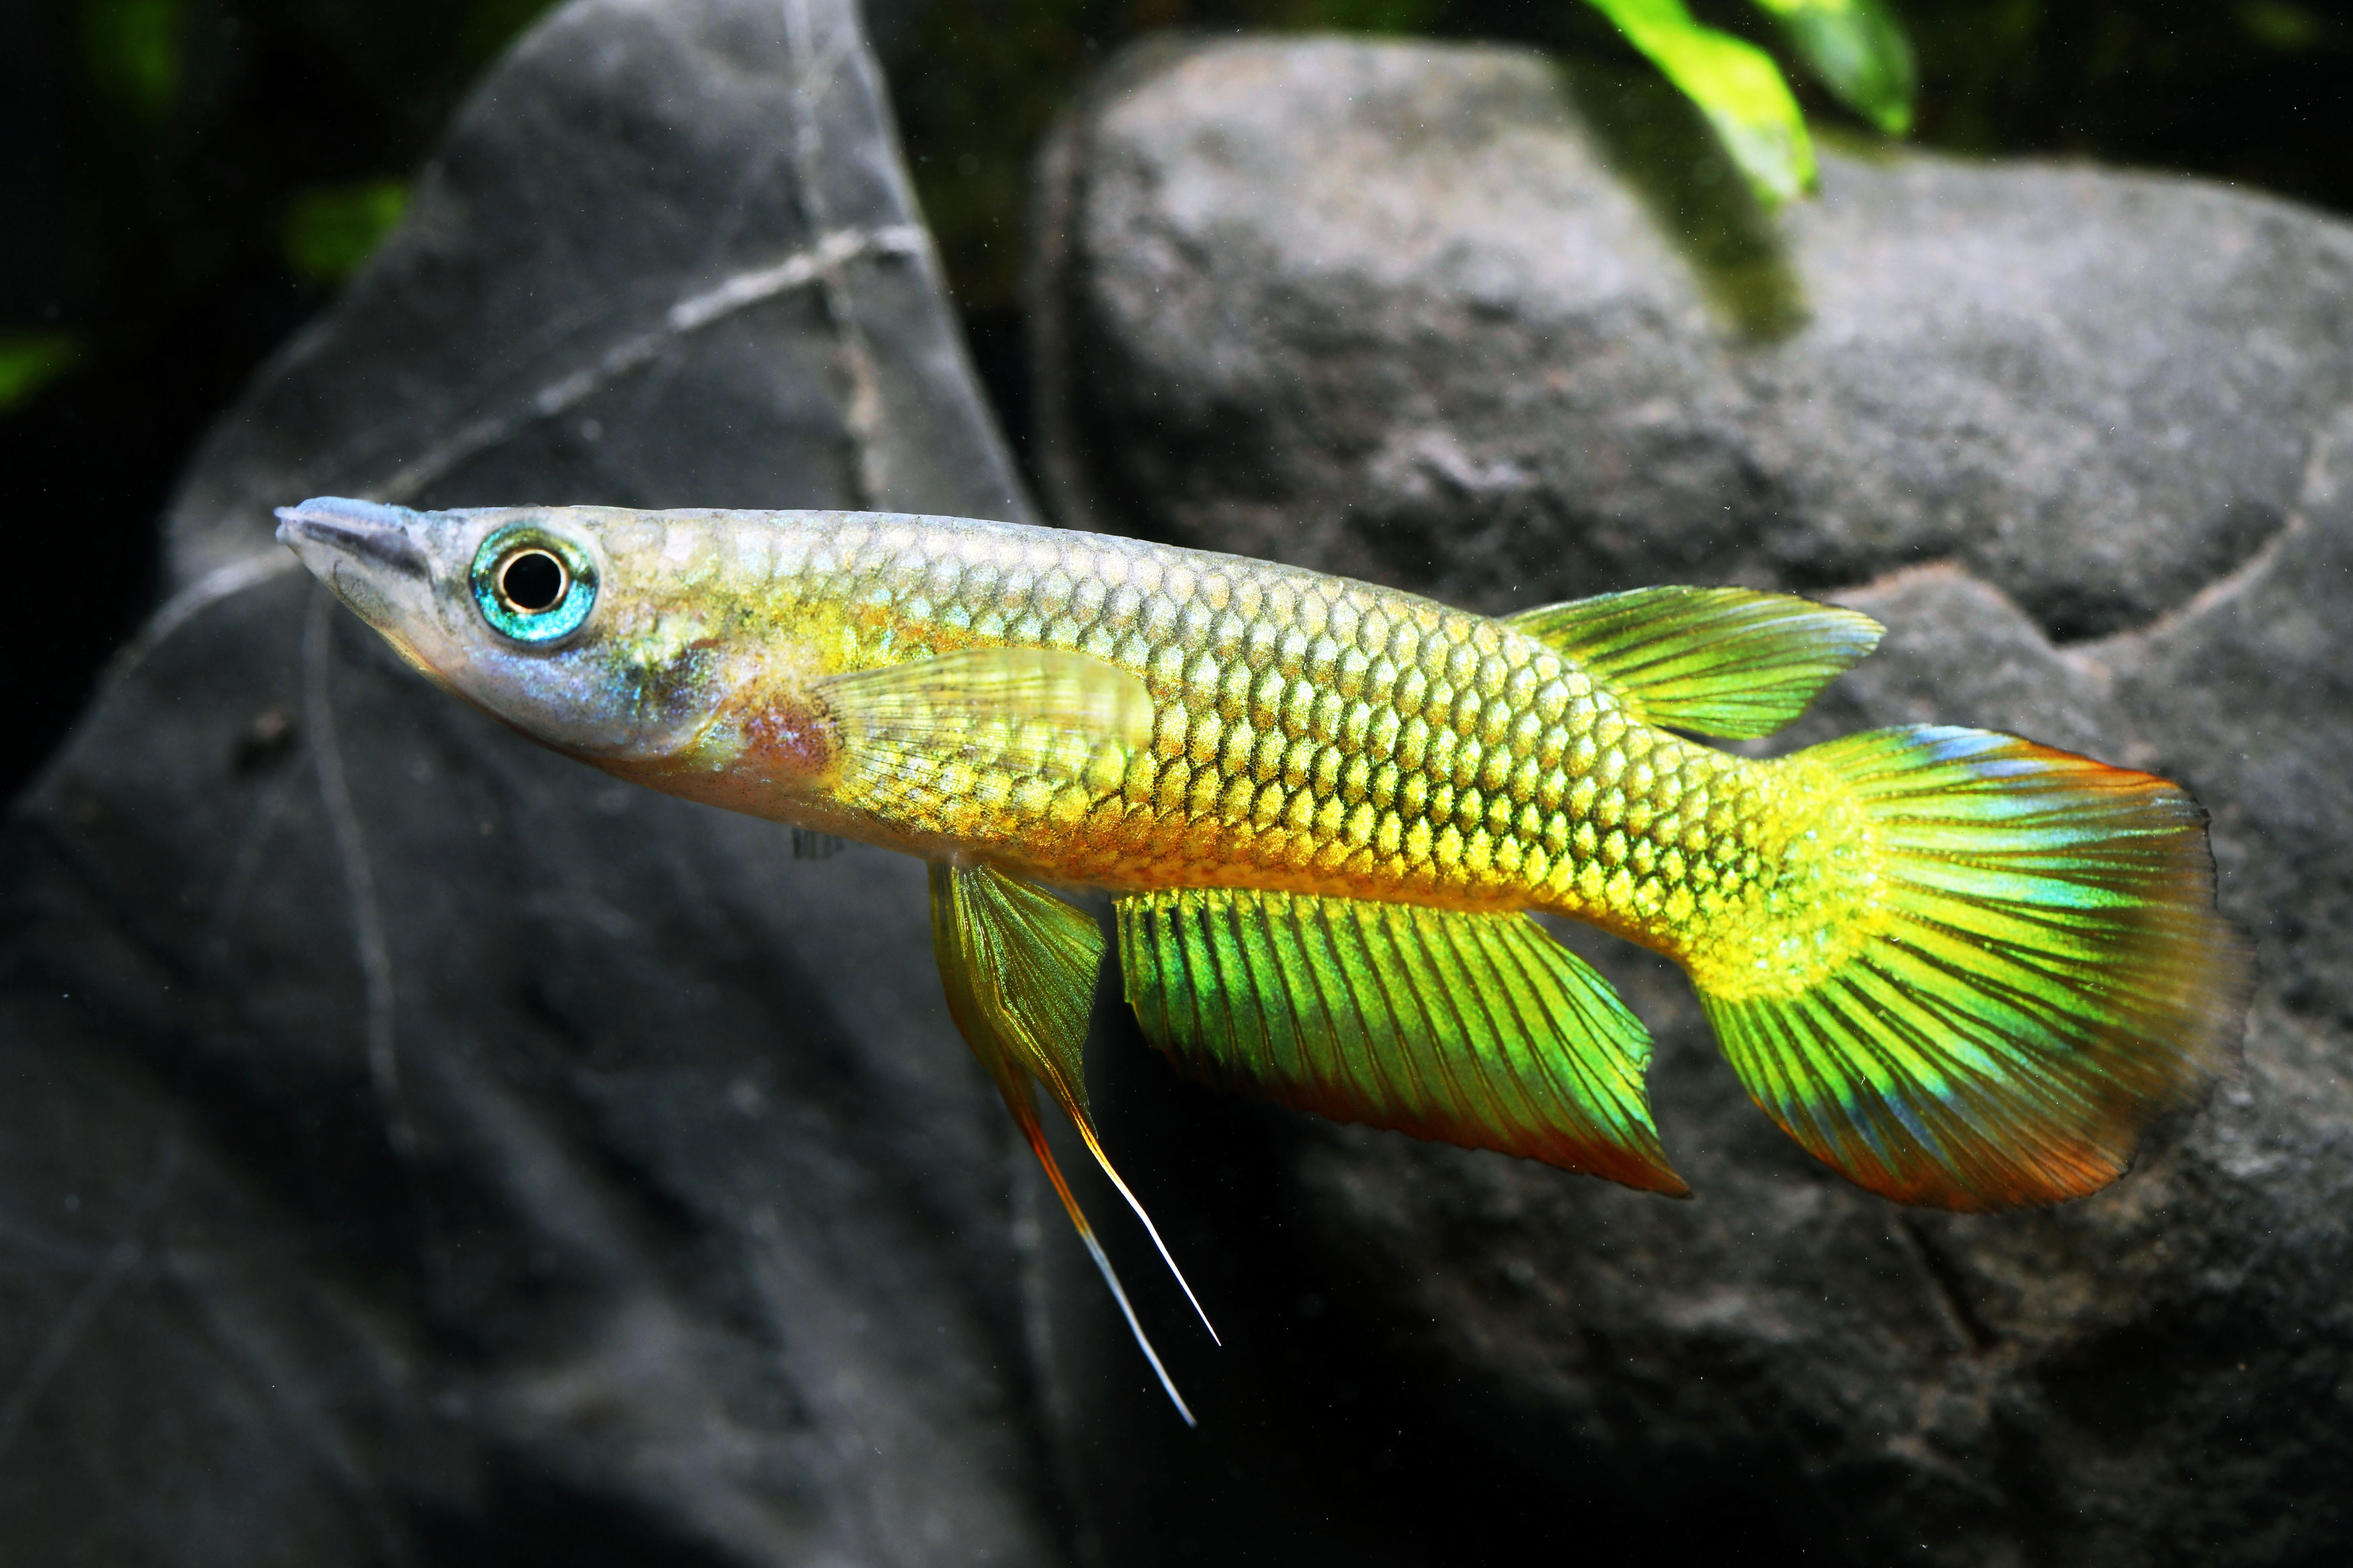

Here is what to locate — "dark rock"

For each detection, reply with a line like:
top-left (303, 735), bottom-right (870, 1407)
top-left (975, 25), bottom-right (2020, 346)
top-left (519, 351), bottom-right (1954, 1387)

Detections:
top-left (1031, 36), bottom-right (2353, 1568)
top-left (163, 0), bottom-right (1025, 592)
top-left (18, 11), bottom-right (2352, 1563)
top-left (1033, 39), bottom-right (2351, 645)
top-left (1, 1), bottom-right (1072, 1562)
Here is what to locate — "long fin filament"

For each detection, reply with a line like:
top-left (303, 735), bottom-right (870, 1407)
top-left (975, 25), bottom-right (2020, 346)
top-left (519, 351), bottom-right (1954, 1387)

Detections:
top-left (1012, 1096), bottom-right (1197, 1427)
top-left (928, 861), bottom-right (1211, 1419)
top-left (1064, 1117), bottom-right (1219, 1343)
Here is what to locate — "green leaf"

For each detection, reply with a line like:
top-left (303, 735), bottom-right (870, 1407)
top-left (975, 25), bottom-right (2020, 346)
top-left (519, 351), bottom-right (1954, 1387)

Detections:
top-left (2236, 2), bottom-right (2326, 52)
top-left (1584, 0), bottom-right (1817, 205)
top-left (1750, 0), bottom-right (1918, 135)
top-left (78, 0), bottom-right (183, 121)
top-left (283, 180), bottom-right (412, 283)
top-left (0, 333), bottom-right (82, 416)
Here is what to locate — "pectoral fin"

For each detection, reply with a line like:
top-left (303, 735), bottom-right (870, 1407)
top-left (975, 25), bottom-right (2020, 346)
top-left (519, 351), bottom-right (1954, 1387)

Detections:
top-left (1116, 888), bottom-right (1686, 1195)
top-left (821, 648), bottom-right (1152, 808)
top-left (1507, 586), bottom-right (1882, 739)
top-left (789, 828), bottom-right (847, 860)
top-left (929, 862), bottom-right (1212, 1424)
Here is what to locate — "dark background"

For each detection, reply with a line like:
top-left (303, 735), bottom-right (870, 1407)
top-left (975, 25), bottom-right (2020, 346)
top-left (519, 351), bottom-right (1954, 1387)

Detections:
top-left (4, 0), bottom-right (2350, 800)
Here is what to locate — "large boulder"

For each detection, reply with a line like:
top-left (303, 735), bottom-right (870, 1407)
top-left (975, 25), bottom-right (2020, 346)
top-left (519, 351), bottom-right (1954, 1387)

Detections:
top-left (162, 0), bottom-right (1026, 591)
top-left (1033, 39), bottom-right (2350, 646)
top-left (0, 2), bottom-right (1070, 1562)
top-left (13, 12), bottom-right (2350, 1564)
top-left (1031, 37), bottom-right (2353, 1568)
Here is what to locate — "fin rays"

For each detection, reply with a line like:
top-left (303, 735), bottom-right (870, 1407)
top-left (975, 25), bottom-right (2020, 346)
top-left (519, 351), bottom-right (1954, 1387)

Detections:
top-left (1699, 726), bottom-right (2248, 1211)
top-left (1117, 887), bottom-right (1687, 1194)
top-left (1506, 585), bottom-right (1882, 739)
top-left (928, 862), bottom-right (1212, 1422)
top-left (826, 647), bottom-right (1151, 811)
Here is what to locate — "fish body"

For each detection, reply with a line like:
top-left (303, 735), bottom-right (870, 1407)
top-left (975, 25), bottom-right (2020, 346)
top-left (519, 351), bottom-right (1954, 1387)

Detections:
top-left (582, 509), bottom-right (1836, 978)
top-left (279, 497), bottom-right (2250, 1418)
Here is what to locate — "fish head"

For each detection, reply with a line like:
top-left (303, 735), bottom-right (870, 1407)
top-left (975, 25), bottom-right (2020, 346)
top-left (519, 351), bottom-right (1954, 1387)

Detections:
top-left (275, 497), bottom-right (734, 762)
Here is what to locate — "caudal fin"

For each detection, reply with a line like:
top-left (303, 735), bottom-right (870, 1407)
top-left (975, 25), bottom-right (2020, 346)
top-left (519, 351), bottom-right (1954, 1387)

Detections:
top-left (1699, 726), bottom-right (2250, 1211)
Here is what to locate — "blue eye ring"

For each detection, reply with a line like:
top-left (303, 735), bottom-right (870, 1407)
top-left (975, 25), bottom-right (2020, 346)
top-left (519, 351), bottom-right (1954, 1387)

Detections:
top-left (471, 524), bottom-right (597, 644)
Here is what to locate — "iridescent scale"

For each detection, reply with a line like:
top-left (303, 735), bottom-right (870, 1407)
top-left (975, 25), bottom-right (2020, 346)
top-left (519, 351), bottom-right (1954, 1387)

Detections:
top-left (615, 511), bottom-right (1836, 985)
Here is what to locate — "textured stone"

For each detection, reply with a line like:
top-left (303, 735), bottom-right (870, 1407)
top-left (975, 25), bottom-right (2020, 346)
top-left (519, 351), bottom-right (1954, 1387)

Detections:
top-left (1032, 36), bottom-right (2353, 1568)
top-left (0, 2), bottom-right (1067, 1563)
top-left (1033, 38), bottom-right (2352, 644)
top-left (163, 0), bottom-right (1024, 592)
top-left (15, 15), bottom-right (2353, 1564)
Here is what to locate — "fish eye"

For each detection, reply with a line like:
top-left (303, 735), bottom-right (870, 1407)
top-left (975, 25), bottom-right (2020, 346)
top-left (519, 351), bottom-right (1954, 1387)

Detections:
top-left (470, 525), bottom-right (597, 644)
top-left (500, 549), bottom-right (566, 611)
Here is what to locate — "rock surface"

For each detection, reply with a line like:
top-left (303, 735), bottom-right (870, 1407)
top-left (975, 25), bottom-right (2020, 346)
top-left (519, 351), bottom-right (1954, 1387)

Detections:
top-left (1034, 39), bottom-right (2351, 645)
top-left (1031, 36), bottom-right (2353, 1568)
top-left (162, 0), bottom-right (1026, 593)
top-left (12, 13), bottom-right (2353, 1566)
top-left (0, 2), bottom-right (1073, 1563)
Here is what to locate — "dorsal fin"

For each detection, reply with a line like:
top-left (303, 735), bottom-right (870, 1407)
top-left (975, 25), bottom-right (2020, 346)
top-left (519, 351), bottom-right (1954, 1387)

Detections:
top-left (1115, 887), bottom-right (1687, 1196)
top-left (929, 862), bottom-right (1214, 1425)
top-left (1505, 586), bottom-right (1882, 740)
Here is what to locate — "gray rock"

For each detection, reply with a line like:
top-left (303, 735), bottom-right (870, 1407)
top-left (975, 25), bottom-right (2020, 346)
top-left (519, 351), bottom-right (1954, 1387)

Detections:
top-left (1, 1), bottom-right (1074, 1562)
top-left (1031, 36), bottom-right (2353, 1568)
top-left (17, 12), bottom-right (2351, 1563)
top-left (163, 0), bottom-right (1025, 592)
top-left (1033, 38), bottom-right (2352, 644)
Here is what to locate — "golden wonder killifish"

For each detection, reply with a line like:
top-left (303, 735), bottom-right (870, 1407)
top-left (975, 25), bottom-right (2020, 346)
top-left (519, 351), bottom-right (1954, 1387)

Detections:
top-left (278, 498), bottom-right (2250, 1420)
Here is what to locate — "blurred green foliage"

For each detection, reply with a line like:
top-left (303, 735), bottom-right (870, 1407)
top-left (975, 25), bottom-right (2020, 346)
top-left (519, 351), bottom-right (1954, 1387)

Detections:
top-left (1753, 0), bottom-right (1916, 135)
top-left (5, 0), bottom-right (2351, 415)
top-left (0, 333), bottom-right (84, 415)
top-left (9, 0), bottom-right (562, 419)
top-left (282, 179), bottom-right (412, 282)
top-left (12, 0), bottom-right (2352, 420)
top-left (2236, 1), bottom-right (2327, 51)
top-left (1587, 0), bottom-right (1821, 202)
top-left (77, 0), bottom-right (183, 122)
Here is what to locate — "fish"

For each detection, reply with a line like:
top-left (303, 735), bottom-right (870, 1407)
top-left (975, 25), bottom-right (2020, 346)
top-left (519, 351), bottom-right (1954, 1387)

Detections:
top-left (277, 497), bottom-right (2250, 1420)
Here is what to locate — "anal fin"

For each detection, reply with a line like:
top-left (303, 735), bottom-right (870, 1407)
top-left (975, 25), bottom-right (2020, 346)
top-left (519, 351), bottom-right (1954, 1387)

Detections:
top-left (1116, 888), bottom-right (1686, 1195)
top-left (929, 862), bottom-right (1213, 1423)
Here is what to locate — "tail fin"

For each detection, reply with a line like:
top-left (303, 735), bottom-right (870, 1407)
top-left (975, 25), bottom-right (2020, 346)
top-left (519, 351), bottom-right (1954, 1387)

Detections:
top-left (1698, 726), bottom-right (2250, 1211)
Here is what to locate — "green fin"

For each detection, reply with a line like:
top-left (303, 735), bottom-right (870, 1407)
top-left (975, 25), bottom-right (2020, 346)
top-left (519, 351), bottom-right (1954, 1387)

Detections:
top-left (1116, 888), bottom-right (1687, 1195)
top-left (822, 647), bottom-right (1152, 799)
top-left (929, 863), bottom-right (1213, 1424)
top-left (1698, 726), bottom-right (2250, 1212)
top-left (1506, 586), bottom-right (1882, 739)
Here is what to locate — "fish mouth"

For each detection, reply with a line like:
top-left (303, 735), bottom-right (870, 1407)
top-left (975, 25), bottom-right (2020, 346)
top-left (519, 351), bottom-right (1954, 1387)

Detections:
top-left (274, 497), bottom-right (432, 580)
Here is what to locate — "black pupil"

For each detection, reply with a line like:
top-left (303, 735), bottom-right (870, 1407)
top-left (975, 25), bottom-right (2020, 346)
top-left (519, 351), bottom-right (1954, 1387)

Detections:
top-left (501, 551), bottom-right (565, 611)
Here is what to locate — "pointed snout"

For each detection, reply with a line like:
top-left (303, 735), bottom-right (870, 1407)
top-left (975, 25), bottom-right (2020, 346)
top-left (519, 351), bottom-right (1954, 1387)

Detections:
top-left (274, 497), bottom-right (432, 579)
